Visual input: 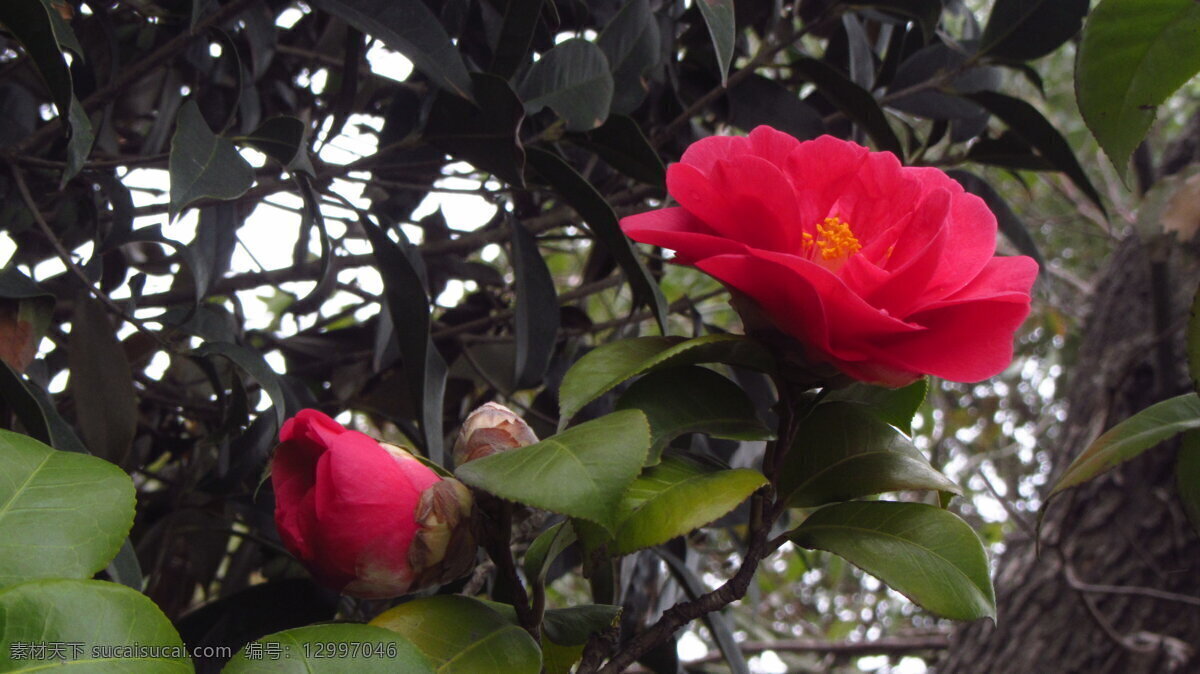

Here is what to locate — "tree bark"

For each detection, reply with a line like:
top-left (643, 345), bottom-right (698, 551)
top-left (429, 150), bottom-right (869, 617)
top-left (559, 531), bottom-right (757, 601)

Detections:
top-left (939, 235), bottom-right (1200, 673)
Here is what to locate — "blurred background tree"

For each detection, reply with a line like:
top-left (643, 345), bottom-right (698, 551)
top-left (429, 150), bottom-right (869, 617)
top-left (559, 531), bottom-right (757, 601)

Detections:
top-left (0, 0), bottom-right (1197, 672)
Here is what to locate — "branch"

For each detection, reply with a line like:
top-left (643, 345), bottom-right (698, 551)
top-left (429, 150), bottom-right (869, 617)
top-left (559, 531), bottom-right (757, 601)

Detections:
top-left (680, 635), bottom-right (950, 665)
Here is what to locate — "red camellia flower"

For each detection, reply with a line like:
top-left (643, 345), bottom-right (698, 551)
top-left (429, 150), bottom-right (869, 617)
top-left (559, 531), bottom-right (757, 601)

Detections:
top-left (271, 409), bottom-right (475, 598)
top-left (620, 126), bottom-right (1038, 386)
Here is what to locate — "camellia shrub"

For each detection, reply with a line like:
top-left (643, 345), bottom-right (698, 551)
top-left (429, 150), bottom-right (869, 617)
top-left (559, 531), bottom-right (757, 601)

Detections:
top-left (6, 0), bottom-right (1195, 672)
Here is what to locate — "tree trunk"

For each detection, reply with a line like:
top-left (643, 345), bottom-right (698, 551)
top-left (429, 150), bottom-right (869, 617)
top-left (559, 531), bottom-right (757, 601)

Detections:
top-left (939, 236), bottom-right (1200, 673)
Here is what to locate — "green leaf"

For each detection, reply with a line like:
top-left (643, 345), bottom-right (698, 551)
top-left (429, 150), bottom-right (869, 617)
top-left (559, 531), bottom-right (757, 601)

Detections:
top-left (596, 0), bottom-right (660, 114)
top-left (789, 502), bottom-right (996, 621)
top-left (823, 378), bottom-right (929, 438)
top-left (426, 73), bottom-right (526, 187)
top-left (0, 429), bottom-right (135, 587)
top-left (1075, 0), bottom-right (1200, 182)
top-left (475, 600), bottom-right (620, 647)
top-left (510, 219), bottom-right (559, 390)
top-left (792, 57), bottom-right (902, 156)
top-left (979, 0), bottom-right (1089, 62)
top-left (308, 0), bottom-right (473, 100)
top-left (612, 455), bottom-right (766, 555)
top-left (966, 91), bottom-right (1105, 214)
top-left (195, 341), bottom-right (288, 429)
top-left (455, 410), bottom-right (650, 532)
top-left (519, 39), bottom-right (613, 132)
top-left (728, 74), bottom-right (825, 141)
top-left (488, 0), bottom-right (543, 80)
top-left (236, 116), bottom-right (314, 175)
top-left (696, 0), bottom-right (735, 85)
top-left (359, 217), bottom-right (447, 464)
top-left (69, 294), bottom-right (138, 466)
top-left (523, 521), bottom-right (577, 586)
top-left (370, 596), bottom-right (541, 673)
top-left (1179, 431), bottom-right (1200, 538)
top-left (0, 578), bottom-right (190, 671)
top-left (558, 334), bottom-right (773, 427)
top-left (567, 115), bottom-right (665, 186)
top-left (777, 401), bottom-right (960, 508)
top-left (168, 100), bottom-right (255, 221)
top-left (1189, 271), bottom-right (1200, 394)
top-left (616, 366), bottom-right (774, 465)
top-left (1049, 393), bottom-right (1200, 498)
top-left (656, 548), bottom-right (750, 674)
top-left (525, 147), bottom-right (667, 333)
top-left (224, 624), bottom-right (432, 673)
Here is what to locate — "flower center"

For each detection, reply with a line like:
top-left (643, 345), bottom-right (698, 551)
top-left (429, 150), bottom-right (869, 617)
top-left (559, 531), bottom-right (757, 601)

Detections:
top-left (802, 216), bottom-right (861, 267)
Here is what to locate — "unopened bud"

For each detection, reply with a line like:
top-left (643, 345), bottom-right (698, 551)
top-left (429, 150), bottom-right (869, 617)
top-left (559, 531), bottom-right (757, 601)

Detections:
top-left (452, 402), bottom-right (538, 466)
top-left (408, 478), bottom-right (476, 588)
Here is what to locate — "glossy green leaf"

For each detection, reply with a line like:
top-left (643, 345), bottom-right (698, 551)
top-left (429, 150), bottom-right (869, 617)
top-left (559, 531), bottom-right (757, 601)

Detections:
top-left (370, 596), bottom-right (541, 674)
top-left (696, 0), bottom-right (735, 85)
top-left (525, 147), bottom-right (667, 333)
top-left (168, 100), bottom-right (255, 221)
top-left (789, 502), bottom-right (996, 621)
top-left (237, 116), bottom-right (314, 175)
top-left (519, 39), bottom-right (612, 132)
top-left (456, 410), bottom-right (650, 532)
top-left (778, 402), bottom-right (960, 508)
top-left (792, 57), bottom-right (902, 156)
top-left (596, 0), bottom-right (660, 114)
top-left (728, 74), bottom-right (825, 141)
top-left (69, 294), bottom-right (137, 466)
top-left (476, 600), bottom-right (620, 647)
top-left (1076, 0), bottom-right (1200, 182)
top-left (567, 115), bottom-right (665, 186)
top-left (426, 73), bottom-right (526, 187)
top-left (489, 0), bottom-right (543, 79)
top-left (195, 341), bottom-right (288, 428)
top-left (558, 334), bottom-right (773, 427)
top-left (616, 366), bottom-right (773, 465)
top-left (823, 378), bottom-right (929, 438)
top-left (1049, 393), bottom-right (1200, 498)
top-left (967, 91), bottom-right (1105, 214)
top-left (523, 521), bottom-right (577, 586)
top-left (0, 579), bottom-right (190, 671)
top-left (308, 0), bottom-right (473, 100)
top-left (510, 218), bottom-right (559, 390)
top-left (0, 429), bottom-right (135, 587)
top-left (225, 624), bottom-right (432, 673)
top-left (613, 455), bottom-right (766, 555)
top-left (1179, 431), bottom-right (1200, 538)
top-left (979, 0), bottom-right (1088, 62)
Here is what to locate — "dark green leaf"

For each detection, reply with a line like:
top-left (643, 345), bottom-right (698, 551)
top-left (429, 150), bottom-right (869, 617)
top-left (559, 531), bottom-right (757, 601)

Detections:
top-left (360, 217), bottom-right (447, 464)
top-left (226, 624), bottom-right (432, 673)
top-left (728, 74), bottom-right (825, 141)
top-left (558, 334), bottom-right (773, 427)
top-left (789, 502), bottom-right (996, 621)
top-left (965, 131), bottom-right (1053, 172)
top-left (1076, 0), bottom-right (1200, 182)
top-left (850, 0), bottom-right (941, 40)
top-left (104, 538), bottom-right (143, 590)
top-left (510, 219), bottom-right (559, 390)
top-left (489, 0), bottom-right (544, 79)
top-left (887, 44), bottom-right (992, 121)
top-left (0, 579), bottom-right (191, 670)
top-left (793, 57), bottom-right (902, 156)
top-left (612, 455), bottom-right (766, 554)
top-left (1179, 431), bottom-right (1200, 538)
top-left (823, 378), bottom-right (929, 438)
top-left (0, 430), bottom-right (135, 587)
top-left (541, 605), bottom-right (621, 646)
top-left (948, 170), bottom-right (1045, 267)
top-left (195, 341), bottom-right (287, 428)
top-left (696, 0), bottom-right (735, 85)
top-left (980, 0), bottom-right (1088, 62)
top-left (237, 116), bottom-right (314, 175)
top-left (777, 401), bottom-right (960, 508)
top-left (0, 359), bottom-right (89, 455)
top-left (567, 115), bottom-right (665, 186)
top-left (168, 99), bottom-right (255, 221)
top-left (426, 73), bottom-right (526, 187)
top-left (616, 366), bottom-right (774, 465)
top-left (69, 294), bottom-right (137, 465)
top-left (1191, 285), bottom-right (1200, 395)
top-left (526, 147), bottom-right (667, 333)
top-left (523, 521), bottom-right (577, 585)
top-left (519, 39), bottom-right (613, 132)
top-left (456, 410), bottom-right (650, 532)
top-left (309, 0), bottom-right (473, 100)
top-left (1049, 393), bottom-right (1200, 498)
top-left (370, 595), bottom-right (541, 673)
top-left (967, 91), bottom-right (1105, 214)
top-left (596, 0), bottom-right (660, 114)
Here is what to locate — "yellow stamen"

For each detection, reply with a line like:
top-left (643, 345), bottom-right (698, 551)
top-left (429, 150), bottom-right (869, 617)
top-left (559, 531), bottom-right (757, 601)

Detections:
top-left (802, 216), bottom-right (861, 263)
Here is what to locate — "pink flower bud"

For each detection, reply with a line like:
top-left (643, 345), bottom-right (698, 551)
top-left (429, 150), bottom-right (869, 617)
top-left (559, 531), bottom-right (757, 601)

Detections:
top-left (270, 409), bottom-right (475, 598)
top-left (452, 402), bottom-right (538, 466)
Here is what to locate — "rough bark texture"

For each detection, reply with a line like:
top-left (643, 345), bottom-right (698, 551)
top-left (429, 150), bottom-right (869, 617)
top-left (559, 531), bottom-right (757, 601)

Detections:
top-left (939, 234), bottom-right (1200, 673)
